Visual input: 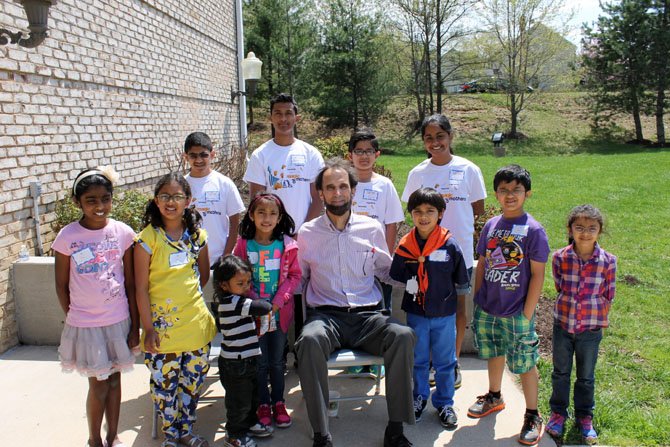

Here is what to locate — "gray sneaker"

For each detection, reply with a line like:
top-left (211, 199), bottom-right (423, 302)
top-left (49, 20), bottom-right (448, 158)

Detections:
top-left (518, 412), bottom-right (543, 445)
top-left (247, 422), bottom-right (274, 438)
top-left (438, 405), bottom-right (458, 430)
top-left (467, 392), bottom-right (506, 418)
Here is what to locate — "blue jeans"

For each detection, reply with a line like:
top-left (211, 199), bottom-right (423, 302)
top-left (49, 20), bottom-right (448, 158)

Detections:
top-left (258, 329), bottom-right (287, 404)
top-left (406, 312), bottom-right (456, 408)
top-left (550, 324), bottom-right (602, 418)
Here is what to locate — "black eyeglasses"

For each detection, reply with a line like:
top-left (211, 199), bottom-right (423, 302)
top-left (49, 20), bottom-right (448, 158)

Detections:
top-left (187, 152), bottom-right (210, 160)
top-left (156, 194), bottom-right (188, 203)
top-left (352, 149), bottom-right (376, 156)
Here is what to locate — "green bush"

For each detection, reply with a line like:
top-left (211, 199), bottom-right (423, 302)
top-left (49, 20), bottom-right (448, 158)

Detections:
top-left (52, 189), bottom-right (151, 233)
top-left (314, 136), bottom-right (348, 160)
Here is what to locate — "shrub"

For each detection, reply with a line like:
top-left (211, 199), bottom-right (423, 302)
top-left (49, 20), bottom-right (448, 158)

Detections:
top-left (52, 189), bottom-right (151, 233)
top-left (473, 203), bottom-right (502, 258)
top-left (314, 136), bottom-right (348, 160)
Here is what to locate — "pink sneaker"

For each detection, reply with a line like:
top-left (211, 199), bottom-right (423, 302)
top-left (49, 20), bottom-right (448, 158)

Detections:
top-left (273, 401), bottom-right (292, 428)
top-left (257, 404), bottom-right (272, 426)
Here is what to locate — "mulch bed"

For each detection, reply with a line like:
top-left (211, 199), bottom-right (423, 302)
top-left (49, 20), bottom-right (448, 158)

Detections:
top-left (535, 294), bottom-right (554, 359)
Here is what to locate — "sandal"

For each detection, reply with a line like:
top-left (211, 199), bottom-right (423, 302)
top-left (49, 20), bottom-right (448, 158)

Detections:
top-left (179, 433), bottom-right (210, 447)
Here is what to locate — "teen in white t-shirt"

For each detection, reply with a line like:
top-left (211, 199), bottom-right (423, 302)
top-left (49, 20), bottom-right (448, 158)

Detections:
top-left (401, 114), bottom-right (486, 371)
top-left (184, 132), bottom-right (245, 267)
top-left (244, 94), bottom-right (324, 230)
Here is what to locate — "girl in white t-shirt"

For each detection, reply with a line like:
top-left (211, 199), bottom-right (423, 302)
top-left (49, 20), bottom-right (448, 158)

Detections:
top-left (53, 167), bottom-right (139, 447)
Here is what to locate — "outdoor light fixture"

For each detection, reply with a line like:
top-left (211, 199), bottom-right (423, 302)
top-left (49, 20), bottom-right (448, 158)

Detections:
top-left (0, 0), bottom-right (58, 48)
top-left (231, 51), bottom-right (263, 102)
top-left (231, 51), bottom-right (262, 125)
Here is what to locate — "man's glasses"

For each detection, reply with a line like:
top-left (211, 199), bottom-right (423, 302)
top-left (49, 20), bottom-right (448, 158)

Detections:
top-left (156, 194), bottom-right (188, 203)
top-left (352, 149), bottom-right (376, 156)
top-left (187, 152), bottom-right (210, 160)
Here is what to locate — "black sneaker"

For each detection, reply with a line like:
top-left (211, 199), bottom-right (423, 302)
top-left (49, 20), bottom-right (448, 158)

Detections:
top-left (518, 412), bottom-right (544, 445)
top-left (383, 428), bottom-right (413, 447)
top-left (413, 395), bottom-right (427, 422)
top-left (312, 432), bottom-right (333, 447)
top-left (454, 363), bottom-right (462, 389)
top-left (437, 405), bottom-right (458, 430)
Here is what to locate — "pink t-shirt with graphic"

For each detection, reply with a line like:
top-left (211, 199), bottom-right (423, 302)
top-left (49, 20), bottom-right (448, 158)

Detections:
top-left (52, 219), bottom-right (136, 327)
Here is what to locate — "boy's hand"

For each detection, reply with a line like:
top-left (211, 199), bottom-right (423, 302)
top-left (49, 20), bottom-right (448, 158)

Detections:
top-left (272, 304), bottom-right (280, 313)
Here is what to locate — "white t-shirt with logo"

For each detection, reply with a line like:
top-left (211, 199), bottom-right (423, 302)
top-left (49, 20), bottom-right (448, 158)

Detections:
top-left (402, 155), bottom-right (487, 268)
top-left (186, 171), bottom-right (245, 267)
top-left (244, 139), bottom-right (325, 229)
top-left (352, 174), bottom-right (405, 230)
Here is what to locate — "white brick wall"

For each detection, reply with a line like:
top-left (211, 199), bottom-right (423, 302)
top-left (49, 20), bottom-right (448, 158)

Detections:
top-left (0, 0), bottom-right (243, 352)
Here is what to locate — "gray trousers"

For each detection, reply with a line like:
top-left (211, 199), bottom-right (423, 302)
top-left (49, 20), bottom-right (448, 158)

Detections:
top-left (295, 308), bottom-right (417, 435)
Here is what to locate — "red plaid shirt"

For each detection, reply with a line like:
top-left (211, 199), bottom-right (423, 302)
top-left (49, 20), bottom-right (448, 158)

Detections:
top-left (552, 243), bottom-right (617, 334)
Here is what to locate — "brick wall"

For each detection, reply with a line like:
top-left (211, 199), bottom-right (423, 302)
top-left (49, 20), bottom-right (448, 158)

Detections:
top-left (0, 0), bottom-right (243, 352)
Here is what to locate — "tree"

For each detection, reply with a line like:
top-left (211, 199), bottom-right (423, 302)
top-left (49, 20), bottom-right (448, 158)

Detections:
top-left (244, 0), bottom-right (316, 98)
top-left (393, 0), bottom-right (475, 127)
top-left (582, 0), bottom-right (653, 143)
top-left (479, 0), bottom-right (568, 138)
top-left (307, 0), bottom-right (395, 127)
top-left (647, 0), bottom-right (670, 145)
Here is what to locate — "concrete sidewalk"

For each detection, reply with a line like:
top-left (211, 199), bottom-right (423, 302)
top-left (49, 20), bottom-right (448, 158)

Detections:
top-left (0, 345), bottom-right (554, 447)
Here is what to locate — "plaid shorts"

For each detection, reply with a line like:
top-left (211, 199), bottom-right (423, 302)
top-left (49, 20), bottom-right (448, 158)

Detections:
top-left (473, 305), bottom-right (539, 374)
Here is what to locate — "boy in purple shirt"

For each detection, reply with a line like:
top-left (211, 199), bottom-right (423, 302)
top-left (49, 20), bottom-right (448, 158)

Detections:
top-left (468, 164), bottom-right (550, 446)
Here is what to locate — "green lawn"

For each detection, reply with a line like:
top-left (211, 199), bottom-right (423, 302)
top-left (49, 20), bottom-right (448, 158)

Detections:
top-left (250, 92), bottom-right (670, 445)
top-left (379, 143), bottom-right (670, 446)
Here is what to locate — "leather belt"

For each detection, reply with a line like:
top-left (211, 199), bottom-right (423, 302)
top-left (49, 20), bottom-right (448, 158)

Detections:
top-left (313, 304), bottom-right (380, 313)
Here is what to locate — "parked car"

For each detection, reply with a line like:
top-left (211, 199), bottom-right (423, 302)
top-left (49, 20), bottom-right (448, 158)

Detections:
top-left (459, 77), bottom-right (534, 93)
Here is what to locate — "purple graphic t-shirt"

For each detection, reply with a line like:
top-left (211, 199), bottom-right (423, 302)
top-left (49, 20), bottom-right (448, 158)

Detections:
top-left (475, 213), bottom-right (550, 317)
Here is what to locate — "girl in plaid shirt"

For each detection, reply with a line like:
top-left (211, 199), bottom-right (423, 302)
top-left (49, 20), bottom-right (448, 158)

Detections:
top-left (547, 205), bottom-right (617, 445)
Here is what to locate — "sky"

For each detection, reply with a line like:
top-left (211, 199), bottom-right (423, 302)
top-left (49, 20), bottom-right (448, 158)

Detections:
top-left (561, 0), bottom-right (605, 45)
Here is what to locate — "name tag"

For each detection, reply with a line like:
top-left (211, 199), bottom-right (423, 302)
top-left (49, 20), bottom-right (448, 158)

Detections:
top-left (362, 189), bottom-right (379, 201)
top-left (204, 190), bottom-right (220, 202)
top-left (450, 169), bottom-right (465, 181)
top-left (265, 258), bottom-right (280, 271)
top-left (290, 154), bottom-right (306, 166)
top-left (72, 247), bottom-right (95, 266)
top-left (406, 277), bottom-right (419, 294)
top-left (169, 251), bottom-right (189, 268)
top-left (511, 225), bottom-right (529, 236)
top-left (430, 249), bottom-right (449, 262)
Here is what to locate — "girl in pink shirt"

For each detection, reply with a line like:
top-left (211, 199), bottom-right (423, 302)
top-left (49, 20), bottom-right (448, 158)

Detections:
top-left (53, 167), bottom-right (139, 447)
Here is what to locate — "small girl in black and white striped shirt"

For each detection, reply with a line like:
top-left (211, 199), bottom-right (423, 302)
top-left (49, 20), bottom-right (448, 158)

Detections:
top-left (213, 255), bottom-right (274, 447)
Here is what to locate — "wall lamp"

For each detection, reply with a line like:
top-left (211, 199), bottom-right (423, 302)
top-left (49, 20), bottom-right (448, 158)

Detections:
top-left (0, 0), bottom-right (58, 48)
top-left (231, 51), bottom-right (263, 102)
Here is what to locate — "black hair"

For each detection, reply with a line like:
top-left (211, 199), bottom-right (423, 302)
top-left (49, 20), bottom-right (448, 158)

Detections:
top-left (270, 92), bottom-right (298, 114)
top-left (348, 127), bottom-right (379, 152)
top-left (315, 157), bottom-right (359, 191)
top-left (407, 187), bottom-right (446, 214)
top-left (183, 131), bottom-right (213, 152)
top-left (493, 164), bottom-right (532, 191)
top-left (239, 192), bottom-right (296, 240)
top-left (72, 169), bottom-right (113, 199)
top-left (567, 204), bottom-right (604, 245)
top-left (212, 254), bottom-right (253, 292)
top-left (142, 172), bottom-right (203, 243)
top-left (421, 114), bottom-right (454, 156)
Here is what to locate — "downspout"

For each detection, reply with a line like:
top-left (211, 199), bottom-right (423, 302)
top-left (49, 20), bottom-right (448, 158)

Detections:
top-left (235, 0), bottom-right (248, 148)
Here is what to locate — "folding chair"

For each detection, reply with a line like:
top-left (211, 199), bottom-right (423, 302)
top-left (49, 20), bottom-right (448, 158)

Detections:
top-left (299, 281), bottom-right (386, 407)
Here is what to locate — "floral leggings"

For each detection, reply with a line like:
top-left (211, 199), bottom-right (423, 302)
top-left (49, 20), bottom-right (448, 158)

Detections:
top-left (145, 344), bottom-right (210, 440)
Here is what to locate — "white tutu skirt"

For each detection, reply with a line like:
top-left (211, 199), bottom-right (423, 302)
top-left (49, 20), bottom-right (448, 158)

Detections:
top-left (58, 317), bottom-right (137, 380)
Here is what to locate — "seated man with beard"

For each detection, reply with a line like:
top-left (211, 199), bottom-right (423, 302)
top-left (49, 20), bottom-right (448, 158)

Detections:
top-left (295, 157), bottom-right (416, 447)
